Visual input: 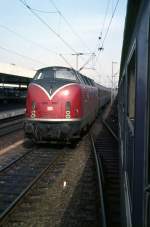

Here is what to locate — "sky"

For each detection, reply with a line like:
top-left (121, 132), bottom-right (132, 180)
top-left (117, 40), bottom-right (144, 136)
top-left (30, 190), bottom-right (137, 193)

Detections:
top-left (0, 0), bottom-right (127, 86)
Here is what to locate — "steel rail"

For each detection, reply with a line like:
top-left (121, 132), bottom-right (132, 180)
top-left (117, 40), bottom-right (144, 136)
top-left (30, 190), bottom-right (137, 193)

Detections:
top-left (90, 135), bottom-right (107, 227)
top-left (103, 120), bottom-right (119, 142)
top-left (0, 118), bottom-right (24, 129)
top-left (0, 116), bottom-right (25, 137)
top-left (0, 152), bottom-right (62, 224)
top-left (0, 147), bottom-right (32, 173)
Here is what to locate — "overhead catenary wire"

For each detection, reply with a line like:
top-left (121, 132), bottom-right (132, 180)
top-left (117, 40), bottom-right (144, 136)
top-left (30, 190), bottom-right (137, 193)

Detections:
top-left (19, 0), bottom-right (77, 54)
top-left (49, 0), bottom-right (92, 66)
top-left (92, 0), bottom-right (111, 61)
top-left (0, 24), bottom-right (57, 55)
top-left (0, 45), bottom-right (47, 66)
top-left (79, 54), bottom-right (95, 71)
top-left (100, 0), bottom-right (120, 48)
top-left (100, 0), bottom-right (111, 40)
top-left (0, 24), bottom-right (74, 68)
top-left (80, 0), bottom-right (111, 71)
top-left (88, 0), bottom-right (111, 70)
top-left (94, 0), bottom-right (120, 67)
top-left (59, 54), bottom-right (74, 68)
top-left (28, 8), bottom-right (57, 14)
top-left (80, 0), bottom-right (120, 72)
top-left (48, 0), bottom-right (91, 52)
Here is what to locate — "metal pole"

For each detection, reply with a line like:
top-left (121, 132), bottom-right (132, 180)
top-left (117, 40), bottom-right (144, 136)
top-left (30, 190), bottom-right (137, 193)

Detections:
top-left (72, 52), bottom-right (95, 71)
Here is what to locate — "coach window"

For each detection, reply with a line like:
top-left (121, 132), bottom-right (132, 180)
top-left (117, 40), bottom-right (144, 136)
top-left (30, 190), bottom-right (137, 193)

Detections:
top-left (127, 50), bottom-right (136, 121)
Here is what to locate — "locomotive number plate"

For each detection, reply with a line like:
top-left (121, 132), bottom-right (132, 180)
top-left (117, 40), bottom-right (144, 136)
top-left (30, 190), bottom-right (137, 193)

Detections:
top-left (47, 106), bottom-right (54, 111)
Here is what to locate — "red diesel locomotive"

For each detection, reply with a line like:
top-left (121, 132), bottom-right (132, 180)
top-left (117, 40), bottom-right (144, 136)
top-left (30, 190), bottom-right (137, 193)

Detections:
top-left (24, 66), bottom-right (108, 142)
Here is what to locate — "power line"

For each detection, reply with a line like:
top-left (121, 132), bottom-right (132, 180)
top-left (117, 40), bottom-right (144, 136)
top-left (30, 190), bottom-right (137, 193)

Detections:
top-left (0, 24), bottom-right (57, 54)
top-left (95, 0), bottom-right (120, 66)
top-left (84, 0), bottom-right (111, 66)
top-left (79, 1), bottom-right (111, 73)
top-left (80, 0), bottom-right (120, 72)
top-left (48, 0), bottom-right (91, 52)
top-left (0, 45), bottom-right (47, 66)
top-left (29, 8), bottom-right (57, 14)
top-left (101, 0), bottom-right (120, 47)
top-left (19, 0), bottom-right (77, 54)
top-left (79, 53), bottom-right (96, 72)
top-left (0, 24), bottom-right (74, 68)
top-left (59, 54), bottom-right (74, 68)
top-left (100, 0), bottom-right (111, 39)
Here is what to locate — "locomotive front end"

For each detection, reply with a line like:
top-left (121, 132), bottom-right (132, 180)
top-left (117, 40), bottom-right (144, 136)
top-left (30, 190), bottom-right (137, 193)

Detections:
top-left (25, 67), bottom-right (83, 142)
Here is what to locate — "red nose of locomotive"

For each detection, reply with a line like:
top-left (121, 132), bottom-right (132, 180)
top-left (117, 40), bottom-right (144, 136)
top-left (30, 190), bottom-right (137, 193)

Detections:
top-left (26, 82), bottom-right (82, 120)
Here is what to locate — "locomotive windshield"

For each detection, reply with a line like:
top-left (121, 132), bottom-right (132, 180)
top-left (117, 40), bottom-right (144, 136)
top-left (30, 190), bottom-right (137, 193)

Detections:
top-left (55, 70), bottom-right (76, 81)
top-left (34, 68), bottom-right (77, 81)
top-left (34, 69), bottom-right (54, 80)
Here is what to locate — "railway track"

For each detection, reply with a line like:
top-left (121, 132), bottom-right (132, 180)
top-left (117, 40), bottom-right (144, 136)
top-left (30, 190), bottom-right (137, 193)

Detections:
top-left (0, 137), bottom-right (102, 227)
top-left (0, 103), bottom-right (119, 226)
top-left (0, 115), bottom-right (25, 137)
top-left (0, 146), bottom-right (63, 225)
top-left (0, 145), bottom-right (32, 172)
top-left (91, 119), bottom-right (120, 227)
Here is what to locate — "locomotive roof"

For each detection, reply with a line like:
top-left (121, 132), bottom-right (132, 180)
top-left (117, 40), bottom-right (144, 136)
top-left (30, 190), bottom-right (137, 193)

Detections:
top-left (37, 66), bottom-right (74, 71)
top-left (37, 66), bottom-right (111, 90)
top-left (36, 66), bottom-right (94, 82)
top-left (96, 83), bottom-right (111, 91)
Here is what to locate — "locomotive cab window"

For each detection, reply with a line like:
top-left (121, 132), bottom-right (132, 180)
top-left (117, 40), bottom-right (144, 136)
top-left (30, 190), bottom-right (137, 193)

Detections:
top-left (34, 69), bottom-right (54, 80)
top-left (55, 70), bottom-right (77, 81)
top-left (127, 49), bottom-right (136, 121)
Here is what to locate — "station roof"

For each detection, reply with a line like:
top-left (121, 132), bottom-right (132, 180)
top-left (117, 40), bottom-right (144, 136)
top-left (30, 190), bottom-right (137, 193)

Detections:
top-left (0, 63), bottom-right (35, 85)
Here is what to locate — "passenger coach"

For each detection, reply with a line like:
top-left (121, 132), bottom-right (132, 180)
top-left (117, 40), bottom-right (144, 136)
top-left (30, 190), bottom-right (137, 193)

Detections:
top-left (118, 0), bottom-right (150, 226)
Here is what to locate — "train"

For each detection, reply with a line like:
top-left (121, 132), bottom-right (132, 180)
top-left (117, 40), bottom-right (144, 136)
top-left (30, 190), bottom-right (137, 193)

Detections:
top-left (24, 66), bottom-right (110, 143)
top-left (118, 0), bottom-right (150, 226)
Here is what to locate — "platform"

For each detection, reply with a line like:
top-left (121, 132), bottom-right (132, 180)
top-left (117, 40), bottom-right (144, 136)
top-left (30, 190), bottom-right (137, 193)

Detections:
top-left (0, 108), bottom-right (25, 120)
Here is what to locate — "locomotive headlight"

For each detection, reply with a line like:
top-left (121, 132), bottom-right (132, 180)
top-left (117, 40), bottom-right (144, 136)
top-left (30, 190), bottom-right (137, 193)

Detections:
top-left (63, 90), bottom-right (69, 96)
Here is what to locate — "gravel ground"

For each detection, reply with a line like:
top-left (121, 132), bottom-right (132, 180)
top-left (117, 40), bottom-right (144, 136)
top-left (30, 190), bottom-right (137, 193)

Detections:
top-left (0, 144), bottom-right (30, 171)
top-left (3, 136), bottom-right (99, 227)
top-left (1, 104), bottom-right (111, 227)
top-left (0, 130), bottom-right (24, 151)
